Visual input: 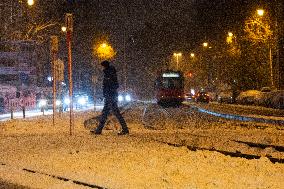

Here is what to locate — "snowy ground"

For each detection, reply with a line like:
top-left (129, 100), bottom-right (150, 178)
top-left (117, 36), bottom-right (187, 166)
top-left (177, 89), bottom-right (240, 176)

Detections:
top-left (0, 103), bottom-right (284, 189)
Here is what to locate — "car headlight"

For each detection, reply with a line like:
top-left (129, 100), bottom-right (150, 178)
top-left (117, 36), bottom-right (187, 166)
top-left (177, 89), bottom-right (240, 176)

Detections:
top-left (78, 97), bottom-right (87, 105)
top-left (56, 100), bottom-right (61, 106)
top-left (64, 98), bottom-right (70, 105)
top-left (38, 99), bottom-right (47, 107)
top-left (118, 95), bottom-right (123, 102)
top-left (125, 94), bottom-right (131, 102)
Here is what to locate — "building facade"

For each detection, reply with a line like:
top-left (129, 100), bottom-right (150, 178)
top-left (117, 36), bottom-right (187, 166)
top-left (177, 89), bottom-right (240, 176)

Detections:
top-left (0, 40), bottom-right (39, 112)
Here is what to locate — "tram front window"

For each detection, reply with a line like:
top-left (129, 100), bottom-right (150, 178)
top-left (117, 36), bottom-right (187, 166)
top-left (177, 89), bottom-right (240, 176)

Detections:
top-left (162, 78), bottom-right (182, 89)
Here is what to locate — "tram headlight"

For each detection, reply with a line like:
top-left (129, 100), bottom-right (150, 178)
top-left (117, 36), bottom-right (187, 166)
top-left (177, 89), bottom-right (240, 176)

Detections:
top-left (38, 99), bottom-right (47, 108)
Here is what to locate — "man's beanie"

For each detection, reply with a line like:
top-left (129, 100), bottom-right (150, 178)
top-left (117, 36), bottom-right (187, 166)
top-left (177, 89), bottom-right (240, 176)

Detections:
top-left (101, 60), bottom-right (110, 67)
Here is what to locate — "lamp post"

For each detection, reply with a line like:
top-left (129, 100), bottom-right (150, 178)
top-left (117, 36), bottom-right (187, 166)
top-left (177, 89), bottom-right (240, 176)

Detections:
top-left (202, 42), bottom-right (212, 90)
top-left (256, 9), bottom-right (274, 88)
top-left (65, 13), bottom-right (74, 135)
top-left (173, 52), bottom-right (182, 70)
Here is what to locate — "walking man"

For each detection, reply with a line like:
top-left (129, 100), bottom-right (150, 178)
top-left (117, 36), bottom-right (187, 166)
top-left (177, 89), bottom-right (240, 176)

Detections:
top-left (92, 60), bottom-right (129, 135)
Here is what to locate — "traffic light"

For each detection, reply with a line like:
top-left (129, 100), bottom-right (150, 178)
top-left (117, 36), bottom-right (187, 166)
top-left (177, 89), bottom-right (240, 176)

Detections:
top-left (186, 71), bottom-right (193, 78)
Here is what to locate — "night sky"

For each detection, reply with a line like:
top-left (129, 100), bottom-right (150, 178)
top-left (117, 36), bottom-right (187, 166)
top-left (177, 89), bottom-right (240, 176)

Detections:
top-left (37, 0), bottom-right (274, 98)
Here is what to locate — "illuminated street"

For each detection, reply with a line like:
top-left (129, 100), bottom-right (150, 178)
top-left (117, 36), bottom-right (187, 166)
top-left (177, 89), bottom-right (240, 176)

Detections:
top-left (0, 0), bottom-right (284, 188)
top-left (0, 102), bottom-right (284, 188)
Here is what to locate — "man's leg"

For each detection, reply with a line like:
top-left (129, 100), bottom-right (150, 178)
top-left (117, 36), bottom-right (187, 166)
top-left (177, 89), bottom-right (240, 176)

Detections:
top-left (95, 100), bottom-right (110, 133)
top-left (110, 100), bottom-right (129, 133)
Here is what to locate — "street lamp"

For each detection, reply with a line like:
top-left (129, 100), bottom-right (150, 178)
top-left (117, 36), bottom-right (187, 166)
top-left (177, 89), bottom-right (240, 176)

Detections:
top-left (101, 43), bottom-right (107, 48)
top-left (173, 52), bottom-right (182, 70)
top-left (61, 26), bottom-right (67, 32)
top-left (93, 41), bottom-right (116, 61)
top-left (256, 9), bottom-right (274, 88)
top-left (257, 9), bottom-right (264, 17)
top-left (202, 42), bottom-right (213, 90)
top-left (227, 32), bottom-right (234, 44)
top-left (27, 0), bottom-right (34, 6)
top-left (190, 53), bottom-right (195, 58)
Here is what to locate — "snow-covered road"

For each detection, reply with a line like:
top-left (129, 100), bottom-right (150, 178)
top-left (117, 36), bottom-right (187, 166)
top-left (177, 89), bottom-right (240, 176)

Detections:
top-left (0, 102), bottom-right (283, 188)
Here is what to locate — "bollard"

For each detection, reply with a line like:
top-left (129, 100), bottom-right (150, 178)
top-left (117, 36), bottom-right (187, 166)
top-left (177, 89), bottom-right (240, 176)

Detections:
top-left (23, 106), bottom-right (25, 119)
top-left (10, 109), bottom-right (13, 119)
top-left (41, 107), bottom-right (45, 115)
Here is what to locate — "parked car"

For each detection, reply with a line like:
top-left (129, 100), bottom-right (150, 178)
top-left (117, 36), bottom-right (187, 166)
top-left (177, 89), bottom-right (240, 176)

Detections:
top-left (184, 93), bottom-right (194, 101)
top-left (258, 90), bottom-right (284, 109)
top-left (236, 90), bottom-right (263, 105)
top-left (260, 87), bottom-right (271, 92)
top-left (270, 90), bottom-right (284, 109)
top-left (217, 91), bottom-right (233, 104)
top-left (195, 91), bottom-right (210, 103)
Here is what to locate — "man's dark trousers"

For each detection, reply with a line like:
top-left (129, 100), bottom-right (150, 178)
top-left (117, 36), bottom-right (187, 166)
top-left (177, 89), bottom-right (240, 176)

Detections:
top-left (96, 97), bottom-right (128, 133)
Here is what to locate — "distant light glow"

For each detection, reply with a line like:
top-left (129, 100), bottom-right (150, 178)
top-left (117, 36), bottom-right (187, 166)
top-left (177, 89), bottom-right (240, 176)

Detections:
top-left (95, 42), bottom-right (116, 60)
top-left (191, 89), bottom-right (195, 95)
top-left (257, 9), bottom-right (264, 16)
top-left (56, 100), bottom-right (61, 106)
top-left (38, 99), bottom-right (47, 107)
top-left (162, 73), bottom-right (180, 78)
top-left (64, 98), bottom-right (70, 105)
top-left (61, 26), bottom-right (67, 32)
top-left (118, 95), bottom-right (123, 102)
top-left (78, 97), bottom-right (87, 105)
top-left (190, 53), bottom-right (195, 57)
top-left (101, 43), bottom-right (107, 48)
top-left (27, 0), bottom-right (34, 6)
top-left (228, 32), bottom-right (233, 37)
top-left (173, 52), bottom-right (182, 57)
top-left (125, 94), bottom-right (131, 102)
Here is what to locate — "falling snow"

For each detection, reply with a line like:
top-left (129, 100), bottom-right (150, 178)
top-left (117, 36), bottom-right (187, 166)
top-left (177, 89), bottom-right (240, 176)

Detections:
top-left (0, 104), bottom-right (283, 189)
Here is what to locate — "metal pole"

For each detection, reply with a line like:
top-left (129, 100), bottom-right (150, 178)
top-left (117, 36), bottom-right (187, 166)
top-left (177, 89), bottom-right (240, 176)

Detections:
top-left (51, 35), bottom-right (58, 126)
top-left (65, 13), bottom-right (74, 135)
top-left (176, 56), bottom-right (179, 70)
top-left (67, 31), bottom-right (73, 135)
top-left (269, 44), bottom-right (274, 88)
top-left (52, 52), bottom-right (56, 126)
top-left (123, 28), bottom-right (127, 91)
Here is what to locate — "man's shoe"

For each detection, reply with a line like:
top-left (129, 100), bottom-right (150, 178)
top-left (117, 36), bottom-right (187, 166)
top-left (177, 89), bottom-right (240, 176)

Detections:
top-left (118, 130), bottom-right (129, 135)
top-left (90, 130), bottom-right (102, 135)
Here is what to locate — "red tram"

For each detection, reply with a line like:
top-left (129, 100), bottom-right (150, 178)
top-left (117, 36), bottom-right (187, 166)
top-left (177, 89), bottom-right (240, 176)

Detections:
top-left (155, 70), bottom-right (184, 106)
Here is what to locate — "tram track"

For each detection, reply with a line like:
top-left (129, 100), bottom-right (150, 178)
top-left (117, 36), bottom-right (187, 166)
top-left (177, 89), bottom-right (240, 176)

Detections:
top-left (0, 162), bottom-right (107, 189)
top-left (1, 101), bottom-right (283, 188)
top-left (128, 132), bottom-right (284, 164)
top-left (139, 102), bottom-right (284, 164)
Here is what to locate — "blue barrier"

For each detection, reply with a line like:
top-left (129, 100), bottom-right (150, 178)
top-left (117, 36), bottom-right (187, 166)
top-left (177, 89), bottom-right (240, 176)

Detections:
top-left (193, 106), bottom-right (284, 125)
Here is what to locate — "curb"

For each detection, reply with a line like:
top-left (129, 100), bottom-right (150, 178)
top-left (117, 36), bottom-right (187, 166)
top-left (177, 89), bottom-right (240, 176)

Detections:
top-left (191, 105), bottom-right (284, 125)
